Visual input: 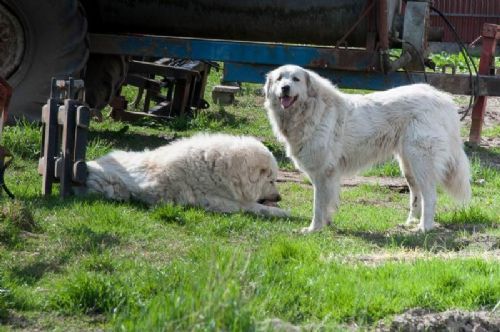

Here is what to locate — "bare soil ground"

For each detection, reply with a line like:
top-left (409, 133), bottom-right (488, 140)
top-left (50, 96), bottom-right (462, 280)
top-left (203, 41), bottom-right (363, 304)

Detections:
top-left (278, 171), bottom-right (408, 191)
top-left (376, 309), bottom-right (500, 332)
top-left (260, 310), bottom-right (500, 331)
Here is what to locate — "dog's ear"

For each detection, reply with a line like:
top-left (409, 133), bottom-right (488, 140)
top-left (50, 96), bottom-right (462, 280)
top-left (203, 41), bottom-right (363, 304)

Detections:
top-left (249, 167), bottom-right (268, 184)
top-left (305, 70), bottom-right (317, 97)
top-left (263, 72), bottom-right (273, 98)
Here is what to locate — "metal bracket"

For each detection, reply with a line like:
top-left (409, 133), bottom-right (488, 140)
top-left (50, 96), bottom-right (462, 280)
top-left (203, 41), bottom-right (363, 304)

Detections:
top-left (38, 78), bottom-right (90, 197)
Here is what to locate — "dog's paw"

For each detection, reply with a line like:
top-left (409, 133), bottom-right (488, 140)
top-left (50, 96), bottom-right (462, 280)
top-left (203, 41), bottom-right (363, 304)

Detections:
top-left (299, 225), bottom-right (322, 234)
top-left (417, 221), bottom-right (436, 232)
top-left (406, 216), bottom-right (420, 225)
top-left (262, 206), bottom-right (290, 218)
top-left (273, 208), bottom-right (291, 218)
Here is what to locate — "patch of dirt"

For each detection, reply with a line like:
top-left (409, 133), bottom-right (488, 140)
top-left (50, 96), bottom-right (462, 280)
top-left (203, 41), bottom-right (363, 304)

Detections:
top-left (258, 318), bottom-right (358, 332)
top-left (376, 308), bottom-right (500, 332)
top-left (333, 223), bottom-right (499, 255)
top-left (456, 233), bottom-right (500, 251)
top-left (278, 170), bottom-right (408, 192)
top-left (324, 249), bottom-right (500, 267)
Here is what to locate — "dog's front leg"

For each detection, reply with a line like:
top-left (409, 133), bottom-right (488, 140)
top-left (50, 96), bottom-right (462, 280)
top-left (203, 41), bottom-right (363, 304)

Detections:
top-left (301, 175), bottom-right (340, 234)
top-left (243, 203), bottom-right (290, 218)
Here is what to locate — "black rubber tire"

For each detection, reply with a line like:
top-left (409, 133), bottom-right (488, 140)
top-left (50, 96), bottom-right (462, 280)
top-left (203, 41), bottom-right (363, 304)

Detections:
top-left (84, 54), bottom-right (129, 110)
top-left (3, 0), bottom-right (89, 122)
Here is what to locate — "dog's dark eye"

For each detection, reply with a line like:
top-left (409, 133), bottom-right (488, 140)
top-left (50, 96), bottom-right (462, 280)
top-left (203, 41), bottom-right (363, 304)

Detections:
top-left (293, 77), bottom-right (300, 82)
top-left (277, 75), bottom-right (282, 81)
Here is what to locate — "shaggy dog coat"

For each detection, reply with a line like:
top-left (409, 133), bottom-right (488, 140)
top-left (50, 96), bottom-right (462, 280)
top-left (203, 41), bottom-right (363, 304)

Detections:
top-left (264, 65), bottom-right (471, 232)
top-left (85, 134), bottom-right (289, 217)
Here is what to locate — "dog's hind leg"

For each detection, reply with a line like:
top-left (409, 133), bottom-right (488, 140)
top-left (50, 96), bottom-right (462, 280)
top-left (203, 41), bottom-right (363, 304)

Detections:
top-left (401, 147), bottom-right (438, 231)
top-left (397, 155), bottom-right (421, 225)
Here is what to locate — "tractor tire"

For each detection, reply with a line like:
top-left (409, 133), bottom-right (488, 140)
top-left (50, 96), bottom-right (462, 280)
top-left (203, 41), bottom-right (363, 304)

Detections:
top-left (0, 0), bottom-right (89, 122)
top-left (84, 54), bottom-right (129, 110)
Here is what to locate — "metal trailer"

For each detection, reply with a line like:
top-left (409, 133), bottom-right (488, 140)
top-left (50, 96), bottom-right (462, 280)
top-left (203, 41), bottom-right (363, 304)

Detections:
top-left (1, 0), bottom-right (500, 143)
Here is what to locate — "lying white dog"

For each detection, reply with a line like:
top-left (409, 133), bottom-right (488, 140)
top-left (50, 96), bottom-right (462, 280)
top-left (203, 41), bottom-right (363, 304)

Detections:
top-left (264, 65), bottom-right (471, 233)
top-left (85, 134), bottom-right (288, 217)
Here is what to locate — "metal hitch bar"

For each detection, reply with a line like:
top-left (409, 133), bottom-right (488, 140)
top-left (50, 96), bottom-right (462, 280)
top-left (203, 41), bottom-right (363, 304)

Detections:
top-left (38, 78), bottom-right (90, 198)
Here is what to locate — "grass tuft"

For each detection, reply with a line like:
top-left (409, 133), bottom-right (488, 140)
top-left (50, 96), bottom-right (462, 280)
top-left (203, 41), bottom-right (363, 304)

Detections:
top-left (2, 120), bottom-right (41, 159)
top-left (437, 205), bottom-right (498, 226)
top-left (116, 249), bottom-right (254, 331)
top-left (50, 271), bottom-right (126, 315)
top-left (0, 200), bottom-right (38, 246)
top-left (151, 204), bottom-right (187, 225)
top-left (363, 159), bottom-right (402, 177)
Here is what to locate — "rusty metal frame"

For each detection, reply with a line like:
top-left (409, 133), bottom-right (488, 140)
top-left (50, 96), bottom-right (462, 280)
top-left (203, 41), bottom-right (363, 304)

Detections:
top-left (469, 23), bottom-right (500, 144)
top-left (0, 77), bottom-right (14, 198)
top-left (111, 59), bottom-right (213, 121)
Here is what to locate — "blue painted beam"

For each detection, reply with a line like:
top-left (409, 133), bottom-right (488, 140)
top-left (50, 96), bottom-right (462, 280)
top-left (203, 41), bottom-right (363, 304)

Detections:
top-left (223, 62), bottom-right (500, 96)
top-left (89, 33), bottom-right (379, 71)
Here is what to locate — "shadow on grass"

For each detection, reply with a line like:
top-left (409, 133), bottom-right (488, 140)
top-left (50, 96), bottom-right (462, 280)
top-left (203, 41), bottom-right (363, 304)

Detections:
top-left (88, 128), bottom-right (175, 152)
top-left (152, 202), bottom-right (302, 226)
top-left (335, 221), bottom-right (498, 252)
top-left (66, 225), bottom-right (121, 253)
top-left (465, 143), bottom-right (500, 170)
top-left (26, 192), bottom-right (151, 213)
top-left (9, 260), bottom-right (66, 285)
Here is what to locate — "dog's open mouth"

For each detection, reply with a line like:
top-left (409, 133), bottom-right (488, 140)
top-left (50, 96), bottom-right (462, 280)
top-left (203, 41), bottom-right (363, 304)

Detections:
top-left (259, 200), bottom-right (278, 207)
top-left (258, 199), bottom-right (279, 207)
top-left (279, 95), bottom-right (298, 109)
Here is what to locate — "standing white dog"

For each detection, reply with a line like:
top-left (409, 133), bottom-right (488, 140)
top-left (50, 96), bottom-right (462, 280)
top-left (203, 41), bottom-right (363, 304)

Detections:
top-left (264, 65), bottom-right (471, 233)
top-left (85, 133), bottom-right (289, 218)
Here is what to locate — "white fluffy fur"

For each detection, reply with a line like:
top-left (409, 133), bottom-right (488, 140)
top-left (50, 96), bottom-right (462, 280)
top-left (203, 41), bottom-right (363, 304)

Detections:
top-left (85, 133), bottom-right (289, 217)
top-left (264, 64), bottom-right (471, 233)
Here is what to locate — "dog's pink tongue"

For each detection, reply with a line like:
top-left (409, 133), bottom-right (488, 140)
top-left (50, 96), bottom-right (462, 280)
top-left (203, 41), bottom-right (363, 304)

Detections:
top-left (280, 96), bottom-right (293, 108)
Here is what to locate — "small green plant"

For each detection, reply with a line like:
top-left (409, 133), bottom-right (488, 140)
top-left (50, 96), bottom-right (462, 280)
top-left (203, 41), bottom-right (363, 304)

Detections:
top-left (430, 52), bottom-right (479, 73)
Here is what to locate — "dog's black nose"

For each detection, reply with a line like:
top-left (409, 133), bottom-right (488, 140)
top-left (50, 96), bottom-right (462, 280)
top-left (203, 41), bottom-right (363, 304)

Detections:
top-left (281, 85), bottom-right (290, 94)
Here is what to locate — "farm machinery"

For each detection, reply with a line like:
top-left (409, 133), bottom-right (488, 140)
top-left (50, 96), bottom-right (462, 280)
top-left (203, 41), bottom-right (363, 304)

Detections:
top-left (0, 0), bottom-right (499, 196)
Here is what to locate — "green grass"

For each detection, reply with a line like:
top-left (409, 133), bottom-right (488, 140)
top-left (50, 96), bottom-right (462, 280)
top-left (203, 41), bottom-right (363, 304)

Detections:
top-left (0, 67), bottom-right (499, 331)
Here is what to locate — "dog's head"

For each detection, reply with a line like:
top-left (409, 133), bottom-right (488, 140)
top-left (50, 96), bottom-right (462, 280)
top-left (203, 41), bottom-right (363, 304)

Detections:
top-left (227, 141), bottom-right (281, 205)
top-left (264, 65), bottom-right (316, 111)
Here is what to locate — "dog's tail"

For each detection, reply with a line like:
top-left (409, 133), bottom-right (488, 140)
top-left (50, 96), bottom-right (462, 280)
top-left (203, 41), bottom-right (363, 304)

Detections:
top-left (442, 148), bottom-right (472, 204)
